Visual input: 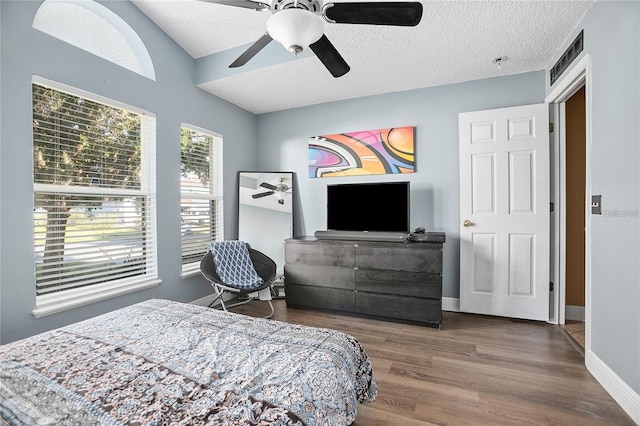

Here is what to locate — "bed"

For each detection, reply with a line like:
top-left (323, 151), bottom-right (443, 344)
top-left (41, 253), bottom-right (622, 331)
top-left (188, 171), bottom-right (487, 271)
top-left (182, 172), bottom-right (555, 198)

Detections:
top-left (0, 299), bottom-right (376, 425)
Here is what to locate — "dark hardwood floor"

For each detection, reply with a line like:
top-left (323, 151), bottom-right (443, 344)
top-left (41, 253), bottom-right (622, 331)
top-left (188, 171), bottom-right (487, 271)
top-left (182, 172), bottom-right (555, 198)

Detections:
top-left (229, 299), bottom-right (633, 425)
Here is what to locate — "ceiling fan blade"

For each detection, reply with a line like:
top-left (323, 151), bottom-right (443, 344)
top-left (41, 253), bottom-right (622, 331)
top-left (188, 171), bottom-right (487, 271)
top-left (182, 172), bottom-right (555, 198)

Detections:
top-left (252, 191), bottom-right (274, 199)
top-left (199, 0), bottom-right (270, 11)
top-left (229, 33), bottom-right (273, 68)
top-left (323, 2), bottom-right (423, 26)
top-left (259, 182), bottom-right (278, 190)
top-left (310, 34), bottom-right (350, 78)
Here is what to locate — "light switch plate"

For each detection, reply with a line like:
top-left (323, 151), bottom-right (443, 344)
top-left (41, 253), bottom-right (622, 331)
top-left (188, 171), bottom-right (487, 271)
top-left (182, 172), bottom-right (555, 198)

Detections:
top-left (592, 195), bottom-right (602, 214)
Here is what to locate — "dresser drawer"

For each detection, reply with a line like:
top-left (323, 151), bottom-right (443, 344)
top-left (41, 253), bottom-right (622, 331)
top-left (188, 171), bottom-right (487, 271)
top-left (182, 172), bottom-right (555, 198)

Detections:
top-left (285, 264), bottom-right (355, 290)
top-left (285, 241), bottom-right (355, 267)
top-left (356, 244), bottom-right (442, 273)
top-left (285, 284), bottom-right (356, 312)
top-left (356, 269), bottom-right (441, 299)
top-left (356, 292), bottom-right (441, 325)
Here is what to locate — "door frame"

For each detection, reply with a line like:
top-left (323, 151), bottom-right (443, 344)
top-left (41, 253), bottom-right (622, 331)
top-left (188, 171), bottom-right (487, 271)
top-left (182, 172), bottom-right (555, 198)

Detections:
top-left (545, 54), bottom-right (592, 351)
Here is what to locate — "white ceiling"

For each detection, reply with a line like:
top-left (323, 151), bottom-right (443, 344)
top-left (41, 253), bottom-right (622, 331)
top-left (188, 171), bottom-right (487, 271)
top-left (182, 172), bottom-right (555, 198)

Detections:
top-left (131, 0), bottom-right (593, 114)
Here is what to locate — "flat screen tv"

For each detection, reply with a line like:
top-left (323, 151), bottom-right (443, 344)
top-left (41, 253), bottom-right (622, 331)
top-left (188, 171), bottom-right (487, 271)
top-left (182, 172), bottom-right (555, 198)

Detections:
top-left (327, 181), bottom-right (410, 233)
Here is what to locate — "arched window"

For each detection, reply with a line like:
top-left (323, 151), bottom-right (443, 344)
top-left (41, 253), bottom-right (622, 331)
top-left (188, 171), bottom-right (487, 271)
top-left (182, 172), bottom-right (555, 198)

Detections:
top-left (33, 0), bottom-right (156, 81)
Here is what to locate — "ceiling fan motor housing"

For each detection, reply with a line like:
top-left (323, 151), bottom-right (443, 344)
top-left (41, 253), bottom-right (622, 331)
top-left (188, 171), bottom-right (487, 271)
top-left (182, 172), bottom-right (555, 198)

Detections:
top-left (271, 0), bottom-right (321, 12)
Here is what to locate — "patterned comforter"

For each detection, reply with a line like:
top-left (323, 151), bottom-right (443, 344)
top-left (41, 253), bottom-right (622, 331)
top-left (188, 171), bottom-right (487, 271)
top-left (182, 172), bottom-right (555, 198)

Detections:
top-left (0, 299), bottom-right (377, 425)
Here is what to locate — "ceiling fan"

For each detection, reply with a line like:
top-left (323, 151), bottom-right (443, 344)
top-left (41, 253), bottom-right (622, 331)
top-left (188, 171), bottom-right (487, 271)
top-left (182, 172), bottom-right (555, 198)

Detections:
top-left (252, 177), bottom-right (291, 204)
top-left (200, 0), bottom-right (423, 77)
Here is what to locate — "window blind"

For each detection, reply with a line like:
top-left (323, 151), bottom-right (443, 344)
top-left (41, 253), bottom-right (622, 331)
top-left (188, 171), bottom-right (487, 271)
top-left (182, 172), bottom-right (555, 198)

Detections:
top-left (32, 81), bottom-right (157, 297)
top-left (180, 126), bottom-right (223, 266)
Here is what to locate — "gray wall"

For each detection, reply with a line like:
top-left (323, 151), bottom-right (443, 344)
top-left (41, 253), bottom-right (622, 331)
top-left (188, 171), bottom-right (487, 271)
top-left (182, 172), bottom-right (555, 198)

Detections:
top-left (0, 0), bottom-right (258, 343)
top-left (256, 71), bottom-right (546, 301)
top-left (545, 1), bottom-right (639, 394)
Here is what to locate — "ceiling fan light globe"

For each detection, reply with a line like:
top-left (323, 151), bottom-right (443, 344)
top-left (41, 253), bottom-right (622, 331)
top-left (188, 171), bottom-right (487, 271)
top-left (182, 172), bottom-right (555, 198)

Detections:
top-left (267, 9), bottom-right (323, 56)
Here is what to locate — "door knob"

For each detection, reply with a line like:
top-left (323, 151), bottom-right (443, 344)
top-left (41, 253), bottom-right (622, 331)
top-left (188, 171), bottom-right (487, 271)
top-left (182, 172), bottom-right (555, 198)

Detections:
top-left (463, 219), bottom-right (472, 227)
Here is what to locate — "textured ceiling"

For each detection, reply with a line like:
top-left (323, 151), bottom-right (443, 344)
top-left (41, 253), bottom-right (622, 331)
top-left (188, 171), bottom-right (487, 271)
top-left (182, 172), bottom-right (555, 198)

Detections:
top-left (132, 0), bottom-right (593, 114)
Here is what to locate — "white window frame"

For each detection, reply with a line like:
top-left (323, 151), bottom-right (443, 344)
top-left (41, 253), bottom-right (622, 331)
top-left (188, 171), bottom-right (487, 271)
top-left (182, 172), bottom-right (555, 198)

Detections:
top-left (31, 76), bottom-right (160, 318)
top-left (179, 124), bottom-right (224, 277)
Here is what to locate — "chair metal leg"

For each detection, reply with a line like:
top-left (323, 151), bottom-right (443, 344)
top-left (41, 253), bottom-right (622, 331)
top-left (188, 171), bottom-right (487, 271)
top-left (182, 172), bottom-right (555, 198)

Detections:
top-left (264, 300), bottom-right (274, 319)
top-left (226, 297), bottom-right (273, 318)
top-left (208, 285), bottom-right (227, 310)
top-left (208, 284), bottom-right (274, 319)
top-left (225, 298), bottom-right (253, 308)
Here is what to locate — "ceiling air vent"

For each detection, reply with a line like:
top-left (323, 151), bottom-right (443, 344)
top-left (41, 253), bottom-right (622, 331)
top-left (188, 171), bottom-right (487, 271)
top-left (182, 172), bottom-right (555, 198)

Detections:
top-left (550, 30), bottom-right (583, 86)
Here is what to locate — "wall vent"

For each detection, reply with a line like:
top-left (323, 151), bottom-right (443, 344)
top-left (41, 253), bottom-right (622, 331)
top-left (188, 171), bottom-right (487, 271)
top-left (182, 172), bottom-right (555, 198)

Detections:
top-left (550, 30), bottom-right (583, 86)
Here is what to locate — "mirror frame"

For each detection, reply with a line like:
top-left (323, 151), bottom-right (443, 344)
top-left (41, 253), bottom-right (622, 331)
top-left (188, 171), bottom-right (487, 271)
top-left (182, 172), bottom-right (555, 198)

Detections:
top-left (238, 171), bottom-right (295, 295)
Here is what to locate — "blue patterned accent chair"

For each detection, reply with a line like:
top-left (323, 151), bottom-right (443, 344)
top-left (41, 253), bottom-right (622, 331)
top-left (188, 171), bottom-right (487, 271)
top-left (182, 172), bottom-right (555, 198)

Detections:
top-left (200, 241), bottom-right (277, 318)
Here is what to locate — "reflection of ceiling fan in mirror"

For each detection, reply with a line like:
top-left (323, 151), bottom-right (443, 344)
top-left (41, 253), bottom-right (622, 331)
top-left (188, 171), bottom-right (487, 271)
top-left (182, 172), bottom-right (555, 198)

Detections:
top-left (199, 0), bottom-right (423, 77)
top-left (252, 177), bottom-right (291, 204)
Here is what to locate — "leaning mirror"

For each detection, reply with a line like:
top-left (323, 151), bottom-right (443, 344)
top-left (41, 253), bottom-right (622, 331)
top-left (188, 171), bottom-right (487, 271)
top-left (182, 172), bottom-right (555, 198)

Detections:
top-left (238, 171), bottom-right (294, 296)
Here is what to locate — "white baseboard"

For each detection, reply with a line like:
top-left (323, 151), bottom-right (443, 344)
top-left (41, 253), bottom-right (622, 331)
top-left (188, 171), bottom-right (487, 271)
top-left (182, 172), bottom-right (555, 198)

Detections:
top-left (192, 293), bottom-right (237, 307)
top-left (191, 294), bottom-right (217, 307)
top-left (565, 304), bottom-right (585, 321)
top-left (442, 297), bottom-right (460, 312)
top-left (586, 350), bottom-right (640, 424)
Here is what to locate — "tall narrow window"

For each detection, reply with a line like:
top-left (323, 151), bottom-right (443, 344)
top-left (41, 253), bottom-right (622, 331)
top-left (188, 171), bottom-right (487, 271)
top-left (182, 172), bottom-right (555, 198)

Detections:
top-left (32, 77), bottom-right (158, 316)
top-left (180, 125), bottom-right (223, 273)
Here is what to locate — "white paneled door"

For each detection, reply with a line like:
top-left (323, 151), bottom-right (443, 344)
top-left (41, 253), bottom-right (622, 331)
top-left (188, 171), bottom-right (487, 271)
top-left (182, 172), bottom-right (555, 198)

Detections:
top-left (459, 103), bottom-right (549, 321)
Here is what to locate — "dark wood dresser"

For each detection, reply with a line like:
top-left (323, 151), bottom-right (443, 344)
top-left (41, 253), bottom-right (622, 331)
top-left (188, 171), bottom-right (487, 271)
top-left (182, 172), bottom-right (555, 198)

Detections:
top-left (284, 234), bottom-right (445, 328)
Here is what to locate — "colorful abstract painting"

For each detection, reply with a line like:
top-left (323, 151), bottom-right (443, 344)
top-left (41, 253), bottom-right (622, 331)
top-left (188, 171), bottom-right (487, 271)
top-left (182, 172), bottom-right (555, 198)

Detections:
top-left (308, 126), bottom-right (415, 178)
